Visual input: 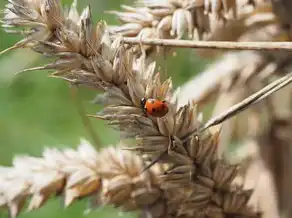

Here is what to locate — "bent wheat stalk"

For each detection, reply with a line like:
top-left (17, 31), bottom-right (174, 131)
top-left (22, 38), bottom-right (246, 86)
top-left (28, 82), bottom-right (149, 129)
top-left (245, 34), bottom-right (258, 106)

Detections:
top-left (200, 71), bottom-right (292, 131)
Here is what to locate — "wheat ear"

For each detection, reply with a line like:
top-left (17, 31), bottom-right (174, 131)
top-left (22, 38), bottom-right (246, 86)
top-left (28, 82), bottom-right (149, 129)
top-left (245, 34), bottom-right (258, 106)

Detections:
top-left (0, 140), bottom-right (168, 218)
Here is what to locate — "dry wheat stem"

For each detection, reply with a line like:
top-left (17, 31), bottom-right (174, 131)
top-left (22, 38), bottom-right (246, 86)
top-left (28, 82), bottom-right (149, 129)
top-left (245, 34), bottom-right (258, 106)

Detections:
top-left (181, 71), bottom-right (292, 141)
top-left (201, 71), bottom-right (292, 129)
top-left (119, 37), bottom-right (292, 52)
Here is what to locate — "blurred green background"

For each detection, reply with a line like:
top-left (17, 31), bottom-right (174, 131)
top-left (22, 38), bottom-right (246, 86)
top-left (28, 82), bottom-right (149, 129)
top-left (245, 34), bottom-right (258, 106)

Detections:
top-left (0, 0), bottom-right (209, 217)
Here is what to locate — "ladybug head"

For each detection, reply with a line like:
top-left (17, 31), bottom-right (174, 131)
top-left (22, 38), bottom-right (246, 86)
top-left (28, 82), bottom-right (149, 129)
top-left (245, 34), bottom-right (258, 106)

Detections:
top-left (140, 97), bottom-right (148, 114)
top-left (140, 97), bottom-right (147, 107)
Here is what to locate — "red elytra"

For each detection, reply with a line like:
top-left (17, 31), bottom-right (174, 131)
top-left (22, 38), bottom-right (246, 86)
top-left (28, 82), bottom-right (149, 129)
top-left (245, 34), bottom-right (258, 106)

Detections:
top-left (140, 97), bottom-right (169, 117)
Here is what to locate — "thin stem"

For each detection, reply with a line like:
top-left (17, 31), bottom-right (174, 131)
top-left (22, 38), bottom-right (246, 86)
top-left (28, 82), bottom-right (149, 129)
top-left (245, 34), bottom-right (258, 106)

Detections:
top-left (119, 37), bottom-right (292, 52)
top-left (141, 149), bottom-right (168, 173)
top-left (0, 44), bottom-right (19, 55)
top-left (182, 71), bottom-right (292, 142)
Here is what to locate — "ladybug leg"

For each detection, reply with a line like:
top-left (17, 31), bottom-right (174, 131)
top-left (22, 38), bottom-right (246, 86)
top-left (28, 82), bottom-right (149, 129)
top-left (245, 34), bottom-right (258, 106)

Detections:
top-left (140, 97), bottom-right (148, 116)
top-left (141, 107), bottom-right (149, 117)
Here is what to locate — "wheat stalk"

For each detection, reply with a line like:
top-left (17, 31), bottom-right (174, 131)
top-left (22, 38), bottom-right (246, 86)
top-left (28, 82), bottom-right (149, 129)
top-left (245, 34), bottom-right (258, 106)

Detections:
top-left (117, 37), bottom-right (292, 51)
top-left (199, 71), bottom-right (292, 131)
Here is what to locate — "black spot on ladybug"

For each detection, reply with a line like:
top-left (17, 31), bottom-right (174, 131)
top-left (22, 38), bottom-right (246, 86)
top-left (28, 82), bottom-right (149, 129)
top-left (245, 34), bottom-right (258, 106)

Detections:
top-left (152, 108), bottom-right (156, 112)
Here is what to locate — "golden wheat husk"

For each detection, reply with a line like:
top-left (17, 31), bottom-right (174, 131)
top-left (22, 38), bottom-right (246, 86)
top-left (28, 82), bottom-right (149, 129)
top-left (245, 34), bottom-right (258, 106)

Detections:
top-left (107, 0), bottom-right (273, 56)
top-left (0, 140), bottom-right (167, 218)
top-left (0, 139), bottom-right (262, 218)
top-left (109, 0), bottom-right (257, 39)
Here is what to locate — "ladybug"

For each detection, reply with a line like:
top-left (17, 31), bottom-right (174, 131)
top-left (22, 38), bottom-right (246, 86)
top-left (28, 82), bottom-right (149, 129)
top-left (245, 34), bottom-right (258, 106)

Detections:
top-left (140, 97), bottom-right (169, 117)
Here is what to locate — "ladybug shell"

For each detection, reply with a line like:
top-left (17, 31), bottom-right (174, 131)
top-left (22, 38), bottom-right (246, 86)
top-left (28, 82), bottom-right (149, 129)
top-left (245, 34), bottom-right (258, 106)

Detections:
top-left (142, 98), bottom-right (169, 117)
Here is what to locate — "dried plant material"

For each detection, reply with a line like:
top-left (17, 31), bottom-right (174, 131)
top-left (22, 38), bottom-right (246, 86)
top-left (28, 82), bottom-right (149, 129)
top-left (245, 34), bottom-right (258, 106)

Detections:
top-left (1, 0), bottom-right (64, 54)
top-left (169, 1), bottom-right (292, 217)
top-left (229, 140), bottom-right (280, 218)
top-left (109, 0), bottom-right (255, 39)
top-left (270, 0), bottom-right (292, 38)
top-left (172, 14), bottom-right (288, 111)
top-left (107, 0), bottom-right (258, 55)
top-left (170, 70), bottom-right (292, 152)
top-left (196, 71), bottom-right (292, 132)
top-left (255, 117), bottom-right (292, 218)
top-left (108, 1), bottom-right (208, 40)
top-left (196, 1), bottom-right (279, 57)
top-left (1, 0), bottom-right (128, 90)
top-left (0, 139), bottom-right (261, 218)
top-left (154, 130), bottom-right (259, 218)
top-left (0, 140), bottom-right (100, 217)
top-left (0, 140), bottom-right (171, 218)
top-left (97, 146), bottom-right (167, 215)
top-left (176, 50), bottom-right (266, 106)
top-left (176, 48), bottom-right (292, 154)
top-left (0, 138), bottom-right (235, 218)
top-left (4, 0), bottom-right (292, 218)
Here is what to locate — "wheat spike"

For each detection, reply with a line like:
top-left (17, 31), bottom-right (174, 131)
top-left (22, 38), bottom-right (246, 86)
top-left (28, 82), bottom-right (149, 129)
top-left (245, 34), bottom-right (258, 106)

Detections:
top-left (107, 0), bottom-right (272, 56)
top-left (108, 0), bottom-right (254, 39)
top-left (0, 140), bottom-right (169, 218)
